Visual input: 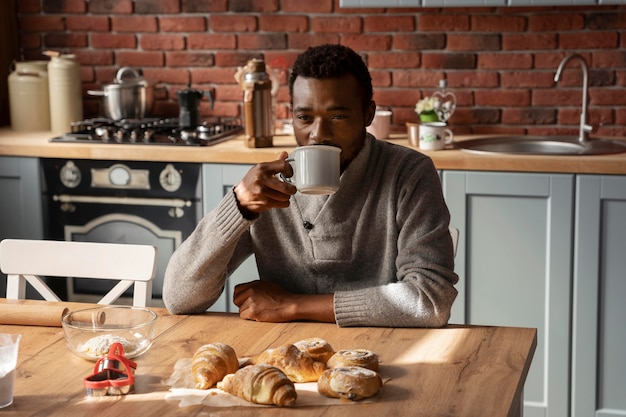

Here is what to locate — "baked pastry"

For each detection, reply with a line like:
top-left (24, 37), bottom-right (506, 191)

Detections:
top-left (317, 366), bottom-right (383, 401)
top-left (327, 349), bottom-right (379, 372)
top-left (191, 342), bottom-right (239, 389)
top-left (217, 364), bottom-right (297, 407)
top-left (253, 343), bottom-right (326, 382)
top-left (293, 337), bottom-right (335, 364)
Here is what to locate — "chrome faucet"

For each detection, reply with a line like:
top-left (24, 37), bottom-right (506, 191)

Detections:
top-left (554, 53), bottom-right (593, 144)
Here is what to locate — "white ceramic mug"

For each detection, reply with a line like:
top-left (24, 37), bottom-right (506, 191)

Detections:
top-left (366, 109), bottom-right (392, 139)
top-left (281, 145), bottom-right (341, 195)
top-left (418, 122), bottom-right (454, 151)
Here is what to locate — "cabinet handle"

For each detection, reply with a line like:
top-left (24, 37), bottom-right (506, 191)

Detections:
top-left (52, 194), bottom-right (192, 208)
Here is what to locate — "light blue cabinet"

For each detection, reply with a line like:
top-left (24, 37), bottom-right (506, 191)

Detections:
top-left (201, 163), bottom-right (257, 313)
top-left (443, 170), bottom-right (574, 417)
top-left (572, 175), bottom-right (626, 417)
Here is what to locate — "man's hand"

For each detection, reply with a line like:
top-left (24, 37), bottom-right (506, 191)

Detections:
top-left (233, 151), bottom-right (297, 214)
top-left (233, 280), bottom-right (335, 323)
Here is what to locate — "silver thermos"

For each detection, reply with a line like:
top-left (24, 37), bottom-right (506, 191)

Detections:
top-left (237, 58), bottom-right (273, 148)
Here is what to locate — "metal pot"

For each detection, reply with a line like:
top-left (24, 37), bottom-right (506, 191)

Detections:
top-left (88, 67), bottom-right (151, 120)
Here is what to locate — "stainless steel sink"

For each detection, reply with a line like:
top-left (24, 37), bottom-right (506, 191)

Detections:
top-left (456, 135), bottom-right (626, 156)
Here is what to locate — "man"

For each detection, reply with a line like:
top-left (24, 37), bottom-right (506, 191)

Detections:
top-left (163, 44), bottom-right (458, 327)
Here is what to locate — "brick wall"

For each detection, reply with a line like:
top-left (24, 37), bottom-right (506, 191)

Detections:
top-left (14, 0), bottom-right (626, 137)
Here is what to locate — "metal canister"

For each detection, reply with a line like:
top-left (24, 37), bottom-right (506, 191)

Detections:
top-left (48, 53), bottom-right (83, 134)
top-left (238, 58), bottom-right (273, 148)
top-left (8, 61), bottom-right (51, 131)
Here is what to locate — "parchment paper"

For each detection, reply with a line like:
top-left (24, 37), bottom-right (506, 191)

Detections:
top-left (164, 358), bottom-right (381, 408)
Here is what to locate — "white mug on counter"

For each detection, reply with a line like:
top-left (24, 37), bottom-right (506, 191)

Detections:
top-left (417, 122), bottom-right (454, 151)
top-left (280, 145), bottom-right (342, 195)
top-left (366, 108), bottom-right (392, 139)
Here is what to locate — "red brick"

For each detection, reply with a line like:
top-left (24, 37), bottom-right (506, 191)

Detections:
top-left (115, 51), bottom-right (164, 67)
top-left (188, 34), bottom-right (237, 50)
top-left (151, 100), bottom-right (179, 118)
top-left (590, 88), bottom-right (626, 106)
top-left (592, 50), bottom-right (626, 68)
top-left (478, 53), bottom-right (533, 69)
top-left (370, 70), bottom-right (392, 88)
top-left (312, 16), bottom-right (362, 33)
top-left (387, 69), bottom-right (439, 88)
top-left (533, 89), bottom-right (580, 107)
top-left (501, 71), bottom-right (555, 88)
top-left (560, 32), bottom-right (618, 50)
top-left (140, 34), bottom-right (186, 51)
top-left (447, 34), bottom-right (500, 51)
top-left (265, 52), bottom-right (300, 72)
top-left (135, 0), bottom-right (180, 14)
top-left (166, 51), bottom-right (215, 67)
top-left (66, 16), bottom-right (110, 31)
top-left (475, 90), bottom-right (531, 107)
top-left (230, 0), bottom-right (279, 13)
top-left (44, 33), bottom-right (88, 48)
top-left (471, 15), bottom-right (526, 32)
top-left (43, 0), bottom-right (86, 13)
top-left (215, 51), bottom-right (262, 67)
top-left (209, 15), bottom-right (257, 32)
top-left (444, 71), bottom-right (495, 89)
top-left (112, 16), bottom-right (158, 32)
top-left (528, 13), bottom-right (584, 31)
top-left (422, 53), bottom-right (476, 70)
top-left (596, 126), bottom-right (626, 137)
top-left (19, 16), bottom-right (65, 32)
top-left (206, 100), bottom-right (240, 117)
top-left (287, 33), bottom-right (340, 49)
top-left (192, 68), bottom-right (239, 84)
top-left (363, 16), bottom-right (415, 32)
top-left (212, 85), bottom-right (243, 102)
top-left (617, 70), bottom-right (626, 87)
top-left (616, 108), bottom-right (626, 124)
top-left (502, 33), bottom-right (558, 50)
top-left (238, 34), bottom-right (287, 50)
top-left (181, 0), bottom-right (228, 13)
top-left (259, 15), bottom-right (308, 33)
top-left (417, 14), bottom-right (469, 32)
top-left (452, 108), bottom-right (500, 126)
top-left (142, 68), bottom-right (190, 84)
top-left (560, 107), bottom-right (613, 126)
top-left (91, 33), bottom-right (136, 49)
top-left (89, 0), bottom-right (132, 14)
top-left (374, 89), bottom-right (419, 108)
top-left (501, 108), bottom-right (556, 125)
top-left (587, 11), bottom-right (626, 30)
top-left (19, 33), bottom-right (41, 49)
top-left (16, 0), bottom-right (40, 13)
top-left (534, 51), bottom-right (590, 69)
top-left (281, 0), bottom-right (333, 13)
top-left (160, 16), bottom-right (206, 32)
top-left (368, 52), bottom-right (420, 69)
top-left (75, 49), bottom-right (114, 66)
top-left (393, 33), bottom-right (445, 51)
top-left (342, 35), bottom-right (392, 51)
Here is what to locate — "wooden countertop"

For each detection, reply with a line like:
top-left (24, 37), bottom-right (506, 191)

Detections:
top-left (0, 299), bottom-right (536, 417)
top-left (1, 127), bottom-right (625, 174)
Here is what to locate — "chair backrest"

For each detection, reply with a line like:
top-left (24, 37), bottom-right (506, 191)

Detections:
top-left (449, 227), bottom-right (459, 258)
top-left (0, 239), bottom-right (157, 307)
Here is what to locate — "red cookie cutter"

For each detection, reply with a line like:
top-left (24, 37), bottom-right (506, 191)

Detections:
top-left (83, 342), bottom-right (137, 396)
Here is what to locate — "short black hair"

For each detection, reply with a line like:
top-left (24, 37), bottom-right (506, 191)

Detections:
top-left (289, 44), bottom-right (373, 110)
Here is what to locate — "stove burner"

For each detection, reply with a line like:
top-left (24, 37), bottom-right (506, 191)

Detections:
top-left (51, 117), bottom-right (244, 146)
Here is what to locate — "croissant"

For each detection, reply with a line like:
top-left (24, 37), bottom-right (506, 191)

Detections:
top-left (327, 349), bottom-right (379, 372)
top-left (253, 343), bottom-right (327, 383)
top-left (191, 342), bottom-right (239, 389)
top-left (217, 364), bottom-right (297, 407)
top-left (317, 366), bottom-right (383, 401)
top-left (293, 337), bottom-right (335, 364)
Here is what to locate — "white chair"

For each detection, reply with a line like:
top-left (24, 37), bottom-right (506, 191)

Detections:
top-left (449, 227), bottom-right (459, 258)
top-left (0, 239), bottom-right (157, 307)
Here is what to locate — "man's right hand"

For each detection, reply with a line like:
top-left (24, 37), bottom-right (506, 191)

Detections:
top-left (233, 151), bottom-right (297, 215)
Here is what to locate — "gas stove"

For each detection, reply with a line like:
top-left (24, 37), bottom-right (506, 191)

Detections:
top-left (50, 117), bottom-right (244, 146)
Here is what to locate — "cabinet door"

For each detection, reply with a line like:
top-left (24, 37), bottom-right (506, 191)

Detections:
top-left (573, 175), bottom-right (626, 417)
top-left (443, 171), bottom-right (573, 417)
top-left (202, 163), bottom-right (256, 313)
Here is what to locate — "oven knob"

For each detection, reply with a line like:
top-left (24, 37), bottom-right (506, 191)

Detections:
top-left (60, 161), bottom-right (81, 188)
top-left (109, 165), bottom-right (131, 186)
top-left (159, 164), bottom-right (182, 192)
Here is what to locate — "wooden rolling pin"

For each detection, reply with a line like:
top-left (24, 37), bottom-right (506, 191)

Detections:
top-left (0, 303), bottom-right (70, 327)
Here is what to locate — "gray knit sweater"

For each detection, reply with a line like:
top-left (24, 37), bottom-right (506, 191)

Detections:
top-left (163, 135), bottom-right (458, 327)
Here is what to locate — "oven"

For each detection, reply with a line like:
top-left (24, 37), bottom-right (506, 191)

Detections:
top-left (41, 158), bottom-right (202, 305)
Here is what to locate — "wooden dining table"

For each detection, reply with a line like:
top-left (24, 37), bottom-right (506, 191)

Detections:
top-left (0, 299), bottom-right (536, 417)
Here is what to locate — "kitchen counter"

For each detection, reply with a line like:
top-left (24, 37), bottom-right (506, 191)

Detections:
top-left (1, 127), bottom-right (626, 174)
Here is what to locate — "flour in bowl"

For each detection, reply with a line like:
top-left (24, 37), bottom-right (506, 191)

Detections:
top-left (79, 334), bottom-right (136, 357)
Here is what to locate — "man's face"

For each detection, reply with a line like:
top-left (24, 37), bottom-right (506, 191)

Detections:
top-left (291, 74), bottom-right (375, 172)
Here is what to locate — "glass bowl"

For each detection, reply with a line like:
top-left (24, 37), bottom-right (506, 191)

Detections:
top-left (61, 306), bottom-right (157, 361)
